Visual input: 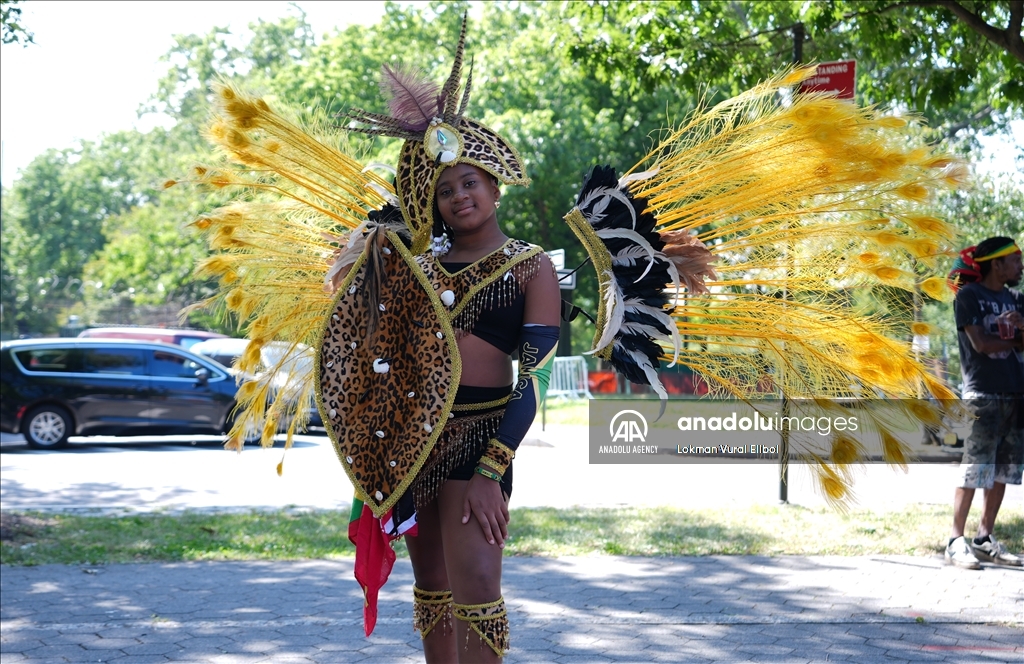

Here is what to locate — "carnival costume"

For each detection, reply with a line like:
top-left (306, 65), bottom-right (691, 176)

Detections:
top-left (179, 15), bottom-right (966, 651)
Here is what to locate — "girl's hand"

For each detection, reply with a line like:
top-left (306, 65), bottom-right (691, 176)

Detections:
top-left (462, 474), bottom-right (509, 547)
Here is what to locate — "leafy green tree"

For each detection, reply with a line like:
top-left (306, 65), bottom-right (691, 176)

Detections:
top-left (0, 120), bottom-right (217, 334)
top-left (1, 0), bottom-right (33, 46)
top-left (565, 1), bottom-right (1023, 139)
top-left (2, 138), bottom-right (142, 334)
top-left (942, 175), bottom-right (1024, 249)
top-left (10, 0), bottom-right (1017, 355)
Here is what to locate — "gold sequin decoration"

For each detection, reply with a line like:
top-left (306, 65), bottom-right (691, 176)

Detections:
top-left (413, 586), bottom-right (453, 639)
top-left (479, 438), bottom-right (515, 475)
top-left (453, 597), bottom-right (509, 657)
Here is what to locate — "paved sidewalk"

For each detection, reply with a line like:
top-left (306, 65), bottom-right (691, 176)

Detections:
top-left (2, 555), bottom-right (1021, 663)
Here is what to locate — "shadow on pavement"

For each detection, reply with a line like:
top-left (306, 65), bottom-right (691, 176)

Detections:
top-left (0, 557), bottom-right (1019, 662)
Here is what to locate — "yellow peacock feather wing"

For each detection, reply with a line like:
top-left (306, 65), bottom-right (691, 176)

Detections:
top-left (565, 67), bottom-right (967, 507)
top-left (175, 84), bottom-right (394, 454)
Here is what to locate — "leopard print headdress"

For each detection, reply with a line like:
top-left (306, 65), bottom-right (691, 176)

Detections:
top-left (341, 16), bottom-right (530, 253)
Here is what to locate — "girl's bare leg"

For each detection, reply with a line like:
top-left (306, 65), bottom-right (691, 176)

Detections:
top-left (438, 479), bottom-right (506, 663)
top-left (406, 497), bottom-right (458, 663)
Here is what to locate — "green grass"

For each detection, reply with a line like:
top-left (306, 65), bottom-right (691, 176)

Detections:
top-left (537, 398), bottom-right (589, 425)
top-left (3, 504), bottom-right (1021, 566)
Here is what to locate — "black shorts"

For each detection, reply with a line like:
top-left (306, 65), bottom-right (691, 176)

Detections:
top-left (448, 384), bottom-right (514, 499)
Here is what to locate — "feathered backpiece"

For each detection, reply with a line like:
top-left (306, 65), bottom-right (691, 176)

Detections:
top-left (565, 66), bottom-right (968, 506)
top-left (173, 83), bottom-right (394, 455)
top-left (341, 14), bottom-right (529, 252)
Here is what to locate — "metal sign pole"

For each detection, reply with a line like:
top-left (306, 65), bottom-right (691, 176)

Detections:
top-left (779, 23), bottom-right (805, 505)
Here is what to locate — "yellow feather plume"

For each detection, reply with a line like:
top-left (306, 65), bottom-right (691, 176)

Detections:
top-left (620, 69), bottom-right (963, 504)
top-left (184, 84), bottom-right (394, 449)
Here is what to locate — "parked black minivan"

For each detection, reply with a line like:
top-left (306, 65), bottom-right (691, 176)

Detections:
top-left (0, 339), bottom-right (243, 449)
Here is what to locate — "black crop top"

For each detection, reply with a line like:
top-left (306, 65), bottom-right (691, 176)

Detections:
top-left (441, 262), bottom-right (526, 355)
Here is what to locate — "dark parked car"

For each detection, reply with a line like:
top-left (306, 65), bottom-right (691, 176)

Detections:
top-left (0, 339), bottom-right (244, 449)
top-left (77, 326), bottom-right (227, 350)
top-left (190, 338), bottom-right (324, 432)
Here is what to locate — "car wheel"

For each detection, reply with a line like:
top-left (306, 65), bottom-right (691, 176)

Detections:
top-left (22, 405), bottom-right (73, 450)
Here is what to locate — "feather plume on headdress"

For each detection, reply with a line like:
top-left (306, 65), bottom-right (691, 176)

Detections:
top-left (440, 15), bottom-right (468, 122)
top-left (378, 64), bottom-right (444, 133)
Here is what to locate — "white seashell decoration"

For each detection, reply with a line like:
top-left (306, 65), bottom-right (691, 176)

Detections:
top-left (440, 290), bottom-right (455, 306)
top-left (372, 358), bottom-right (390, 374)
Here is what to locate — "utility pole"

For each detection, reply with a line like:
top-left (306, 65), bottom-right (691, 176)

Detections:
top-left (779, 22), bottom-right (805, 505)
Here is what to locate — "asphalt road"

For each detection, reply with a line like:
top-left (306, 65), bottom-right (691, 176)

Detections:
top-left (3, 425), bottom-right (1020, 513)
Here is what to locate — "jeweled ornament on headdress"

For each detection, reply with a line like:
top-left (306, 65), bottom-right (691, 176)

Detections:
top-left (426, 120), bottom-right (462, 164)
top-left (342, 15), bottom-right (529, 253)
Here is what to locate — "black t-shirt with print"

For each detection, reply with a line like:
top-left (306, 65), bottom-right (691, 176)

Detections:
top-left (954, 282), bottom-right (1024, 394)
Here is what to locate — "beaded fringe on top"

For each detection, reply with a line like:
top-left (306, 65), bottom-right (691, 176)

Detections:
top-left (451, 255), bottom-right (541, 340)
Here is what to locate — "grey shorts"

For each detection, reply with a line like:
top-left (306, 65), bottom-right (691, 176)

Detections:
top-left (958, 396), bottom-right (1024, 489)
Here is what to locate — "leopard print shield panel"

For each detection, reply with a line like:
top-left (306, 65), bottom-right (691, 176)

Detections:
top-left (396, 117), bottom-right (530, 248)
top-left (316, 236), bottom-right (542, 517)
top-left (316, 231), bottom-right (461, 518)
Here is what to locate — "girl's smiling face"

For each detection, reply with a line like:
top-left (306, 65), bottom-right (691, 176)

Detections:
top-left (435, 163), bottom-right (501, 234)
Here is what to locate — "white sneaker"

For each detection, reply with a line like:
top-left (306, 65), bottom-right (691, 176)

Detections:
top-left (945, 536), bottom-right (982, 570)
top-left (970, 535), bottom-right (1024, 567)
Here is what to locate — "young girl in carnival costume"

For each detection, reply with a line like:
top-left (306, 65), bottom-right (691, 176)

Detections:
top-left (182, 15), bottom-right (971, 662)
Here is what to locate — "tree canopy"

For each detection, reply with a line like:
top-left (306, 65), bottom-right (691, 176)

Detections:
top-left (1, 0), bottom-right (34, 46)
top-left (1, 0), bottom-right (1020, 366)
top-left (565, 1), bottom-right (1024, 141)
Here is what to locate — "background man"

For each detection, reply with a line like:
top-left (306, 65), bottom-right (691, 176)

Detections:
top-left (946, 236), bottom-right (1023, 569)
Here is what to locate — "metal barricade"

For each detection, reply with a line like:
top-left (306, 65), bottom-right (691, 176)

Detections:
top-left (548, 355), bottom-right (593, 400)
top-left (513, 355), bottom-right (592, 431)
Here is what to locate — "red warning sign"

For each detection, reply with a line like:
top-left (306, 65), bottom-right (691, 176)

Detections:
top-left (798, 60), bottom-right (856, 99)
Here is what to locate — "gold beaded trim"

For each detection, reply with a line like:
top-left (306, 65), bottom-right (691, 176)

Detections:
top-left (413, 586), bottom-right (452, 639)
top-left (564, 207), bottom-right (614, 359)
top-left (453, 597), bottom-right (509, 656)
top-left (451, 395), bottom-right (511, 412)
top-left (479, 438), bottom-right (515, 475)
